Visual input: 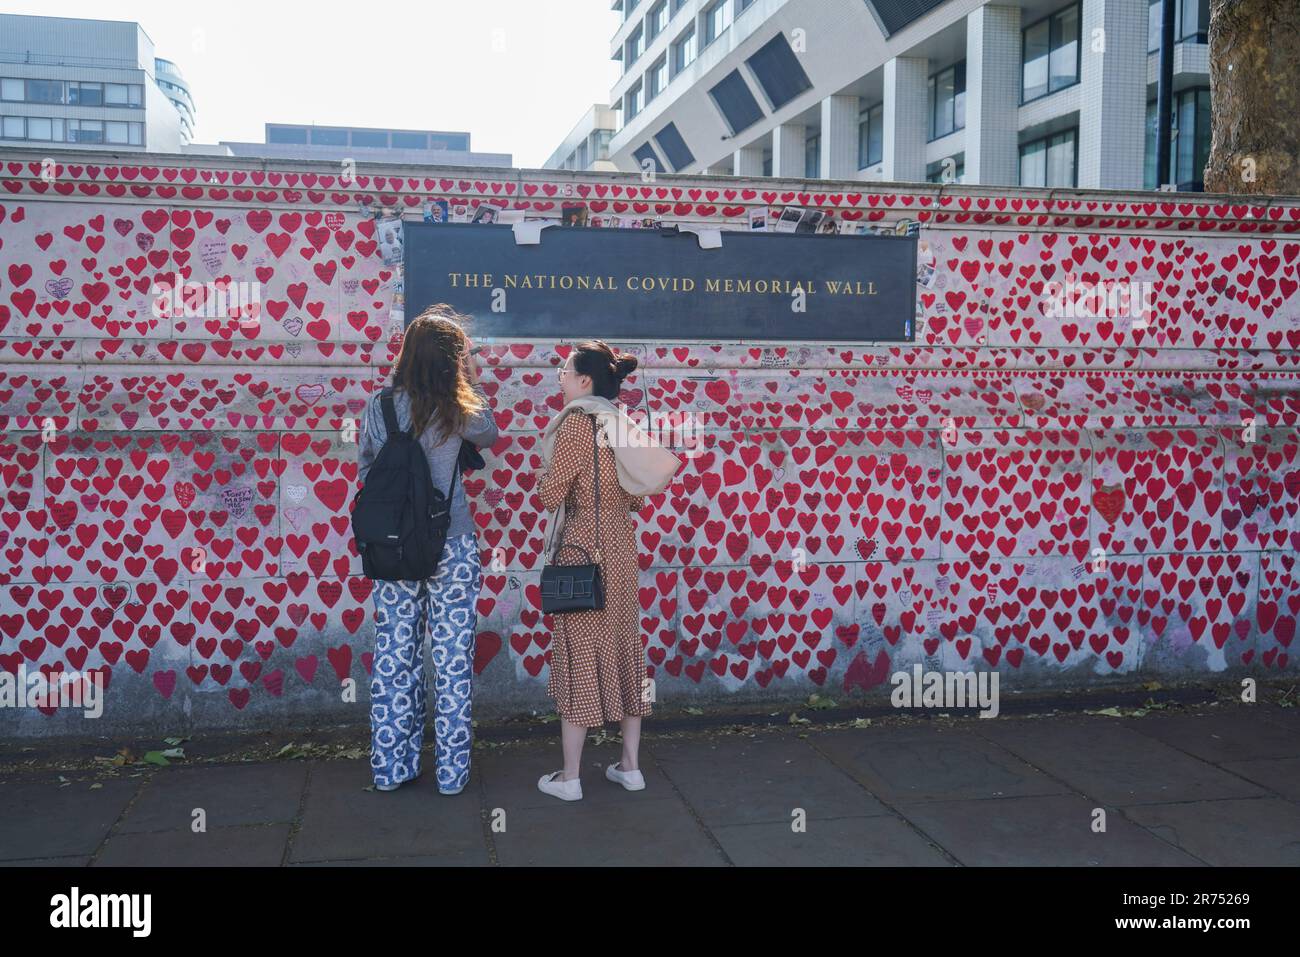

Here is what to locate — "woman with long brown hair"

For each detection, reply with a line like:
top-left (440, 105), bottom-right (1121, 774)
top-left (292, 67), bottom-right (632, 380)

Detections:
top-left (356, 305), bottom-right (498, 793)
top-left (534, 340), bottom-right (681, 801)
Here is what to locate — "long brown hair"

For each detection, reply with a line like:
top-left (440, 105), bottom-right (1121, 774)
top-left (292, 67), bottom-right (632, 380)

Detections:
top-left (391, 304), bottom-right (484, 441)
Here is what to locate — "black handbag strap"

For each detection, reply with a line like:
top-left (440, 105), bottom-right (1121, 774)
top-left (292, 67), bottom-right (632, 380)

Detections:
top-left (553, 413), bottom-right (601, 563)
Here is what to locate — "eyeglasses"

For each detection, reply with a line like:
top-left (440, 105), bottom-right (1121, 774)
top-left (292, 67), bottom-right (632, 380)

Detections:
top-left (557, 367), bottom-right (570, 381)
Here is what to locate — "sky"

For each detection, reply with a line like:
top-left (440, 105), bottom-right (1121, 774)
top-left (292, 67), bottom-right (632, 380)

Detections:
top-left (13, 0), bottom-right (622, 167)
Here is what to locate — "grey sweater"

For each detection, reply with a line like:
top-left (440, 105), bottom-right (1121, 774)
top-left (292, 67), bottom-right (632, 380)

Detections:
top-left (357, 384), bottom-right (499, 539)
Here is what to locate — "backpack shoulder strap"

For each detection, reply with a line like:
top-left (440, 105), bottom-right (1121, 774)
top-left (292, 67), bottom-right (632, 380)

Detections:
top-left (379, 387), bottom-right (404, 438)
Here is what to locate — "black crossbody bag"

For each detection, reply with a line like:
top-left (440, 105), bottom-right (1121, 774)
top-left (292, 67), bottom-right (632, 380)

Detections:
top-left (539, 414), bottom-right (606, 614)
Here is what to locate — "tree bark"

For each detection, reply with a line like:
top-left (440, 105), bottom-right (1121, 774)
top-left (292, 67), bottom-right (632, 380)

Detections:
top-left (1203, 0), bottom-right (1300, 195)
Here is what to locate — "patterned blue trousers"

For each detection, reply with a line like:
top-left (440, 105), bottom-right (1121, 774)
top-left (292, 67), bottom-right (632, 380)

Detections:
top-left (369, 532), bottom-right (481, 793)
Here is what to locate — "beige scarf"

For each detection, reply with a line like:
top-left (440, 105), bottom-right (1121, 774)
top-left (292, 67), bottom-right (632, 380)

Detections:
top-left (540, 394), bottom-right (682, 557)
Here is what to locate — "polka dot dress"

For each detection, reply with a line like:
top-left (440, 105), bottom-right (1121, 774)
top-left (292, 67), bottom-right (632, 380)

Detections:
top-left (538, 412), bottom-right (651, 728)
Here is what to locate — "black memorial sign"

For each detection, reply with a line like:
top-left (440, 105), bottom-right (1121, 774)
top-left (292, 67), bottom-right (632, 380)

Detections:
top-left (402, 222), bottom-right (916, 342)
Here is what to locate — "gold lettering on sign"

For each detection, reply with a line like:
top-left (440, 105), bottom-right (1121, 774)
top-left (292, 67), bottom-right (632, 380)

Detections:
top-left (447, 273), bottom-right (880, 295)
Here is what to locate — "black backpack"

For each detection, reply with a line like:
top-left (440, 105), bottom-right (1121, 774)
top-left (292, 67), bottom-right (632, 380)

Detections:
top-left (351, 388), bottom-right (457, 581)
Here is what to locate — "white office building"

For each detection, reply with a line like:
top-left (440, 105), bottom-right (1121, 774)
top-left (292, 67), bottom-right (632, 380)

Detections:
top-left (545, 104), bottom-right (620, 171)
top-left (607, 0), bottom-right (1211, 189)
top-left (0, 14), bottom-right (194, 152)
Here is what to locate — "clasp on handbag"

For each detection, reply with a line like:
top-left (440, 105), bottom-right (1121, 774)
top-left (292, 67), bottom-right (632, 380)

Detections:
top-left (555, 577), bottom-right (574, 599)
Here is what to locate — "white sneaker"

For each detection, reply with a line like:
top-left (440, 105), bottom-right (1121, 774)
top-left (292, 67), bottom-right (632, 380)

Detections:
top-left (605, 761), bottom-right (646, 791)
top-left (537, 770), bottom-right (582, 801)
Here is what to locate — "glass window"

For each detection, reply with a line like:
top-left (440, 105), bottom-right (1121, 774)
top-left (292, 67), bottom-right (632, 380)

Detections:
top-left (351, 130), bottom-right (388, 148)
top-left (859, 102), bottom-right (883, 168)
top-left (129, 121), bottom-right (142, 146)
top-left (627, 25), bottom-right (644, 64)
top-left (1047, 130), bottom-right (1075, 185)
top-left (28, 79), bottom-right (62, 104)
top-left (632, 142), bottom-right (663, 172)
top-left (1144, 99), bottom-right (1158, 187)
top-left (1024, 4), bottom-right (1079, 103)
top-left (708, 68), bottom-right (764, 134)
top-left (745, 32), bottom-right (814, 110)
top-left (1019, 129), bottom-right (1076, 187)
top-left (1, 78), bottom-right (21, 101)
top-left (392, 131), bottom-right (427, 148)
top-left (70, 82), bottom-right (103, 106)
top-left (1175, 87), bottom-right (1211, 185)
top-left (672, 26), bottom-right (697, 74)
top-left (1145, 87), bottom-right (1211, 188)
top-left (704, 0), bottom-right (733, 47)
top-left (1150, 0), bottom-right (1211, 50)
top-left (649, 56), bottom-right (669, 99)
top-left (310, 128), bottom-right (348, 145)
top-left (1049, 7), bottom-right (1079, 91)
top-left (929, 62), bottom-right (965, 139)
top-left (106, 121), bottom-right (129, 144)
top-left (1023, 20), bottom-right (1050, 102)
top-left (2, 116), bottom-right (24, 138)
top-left (805, 133), bottom-right (820, 178)
top-left (268, 125), bottom-right (309, 144)
top-left (27, 116), bottom-right (52, 140)
top-left (627, 81), bottom-right (644, 119)
top-left (1180, 0), bottom-right (1209, 40)
top-left (762, 149), bottom-right (772, 176)
top-left (129, 84), bottom-right (143, 106)
top-left (926, 154), bottom-right (965, 184)
top-left (648, 1), bottom-right (668, 40)
top-left (654, 121), bottom-right (695, 170)
top-left (105, 83), bottom-right (129, 105)
top-left (71, 119), bottom-right (104, 144)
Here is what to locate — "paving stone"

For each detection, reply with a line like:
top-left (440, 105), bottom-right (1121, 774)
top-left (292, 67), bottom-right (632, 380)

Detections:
top-left (1119, 709), bottom-right (1300, 764)
top-left (1218, 757), bottom-right (1300, 801)
top-left (975, 717), bottom-right (1268, 805)
top-left (94, 824), bottom-right (292, 866)
top-left (710, 814), bottom-right (952, 866)
top-left (649, 733), bottom-right (890, 825)
top-left (491, 795), bottom-right (724, 866)
top-left (289, 760), bottom-right (488, 865)
top-left (893, 794), bottom-right (1204, 866)
top-left (0, 777), bottom-right (138, 860)
top-left (116, 763), bottom-right (308, 833)
top-left (812, 724), bottom-right (1070, 804)
top-left (1121, 798), bottom-right (1300, 866)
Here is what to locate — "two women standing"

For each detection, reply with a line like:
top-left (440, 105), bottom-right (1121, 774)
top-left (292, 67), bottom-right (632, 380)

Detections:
top-left (356, 308), bottom-right (679, 799)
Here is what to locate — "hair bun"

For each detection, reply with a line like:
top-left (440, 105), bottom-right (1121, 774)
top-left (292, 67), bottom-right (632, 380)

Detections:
top-left (613, 353), bottom-right (639, 376)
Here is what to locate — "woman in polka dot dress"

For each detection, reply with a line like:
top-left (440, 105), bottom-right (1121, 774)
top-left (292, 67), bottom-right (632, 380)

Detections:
top-left (535, 341), bottom-right (678, 802)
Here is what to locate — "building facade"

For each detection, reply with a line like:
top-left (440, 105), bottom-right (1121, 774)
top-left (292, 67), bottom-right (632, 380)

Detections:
top-left (607, 0), bottom-right (1211, 189)
top-left (544, 104), bottom-right (620, 171)
top-left (218, 123), bottom-right (512, 167)
top-left (0, 13), bottom-right (193, 152)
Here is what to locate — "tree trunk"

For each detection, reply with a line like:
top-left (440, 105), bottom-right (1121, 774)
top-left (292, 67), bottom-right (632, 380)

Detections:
top-left (1203, 0), bottom-right (1300, 195)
